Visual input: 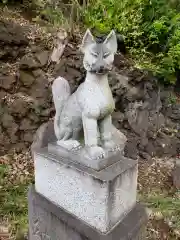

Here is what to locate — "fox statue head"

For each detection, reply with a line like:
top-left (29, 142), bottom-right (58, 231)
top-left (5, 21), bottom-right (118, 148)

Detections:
top-left (81, 29), bottom-right (117, 75)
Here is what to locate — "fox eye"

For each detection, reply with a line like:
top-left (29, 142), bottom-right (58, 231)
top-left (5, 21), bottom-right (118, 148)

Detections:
top-left (91, 52), bottom-right (98, 57)
top-left (103, 52), bottom-right (110, 58)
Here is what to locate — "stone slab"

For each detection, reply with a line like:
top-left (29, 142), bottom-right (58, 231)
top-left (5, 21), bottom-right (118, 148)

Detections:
top-left (48, 142), bottom-right (124, 171)
top-left (34, 148), bottom-right (138, 233)
top-left (48, 124), bottom-right (127, 171)
top-left (28, 185), bottom-right (148, 240)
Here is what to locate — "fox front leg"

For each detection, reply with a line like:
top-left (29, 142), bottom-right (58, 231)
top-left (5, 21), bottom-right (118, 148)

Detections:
top-left (99, 115), bottom-right (119, 151)
top-left (82, 114), bottom-right (105, 159)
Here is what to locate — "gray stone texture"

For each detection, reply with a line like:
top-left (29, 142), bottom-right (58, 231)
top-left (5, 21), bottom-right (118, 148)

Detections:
top-left (47, 125), bottom-right (127, 171)
top-left (34, 148), bottom-right (138, 233)
top-left (28, 186), bottom-right (148, 240)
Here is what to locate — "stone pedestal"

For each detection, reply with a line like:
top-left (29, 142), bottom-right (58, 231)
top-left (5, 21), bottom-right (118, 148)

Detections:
top-left (28, 186), bottom-right (148, 240)
top-left (29, 121), bottom-right (148, 239)
top-left (34, 148), bottom-right (138, 233)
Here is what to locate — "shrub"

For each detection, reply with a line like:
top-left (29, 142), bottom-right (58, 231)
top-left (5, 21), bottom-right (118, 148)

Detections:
top-left (82, 0), bottom-right (180, 84)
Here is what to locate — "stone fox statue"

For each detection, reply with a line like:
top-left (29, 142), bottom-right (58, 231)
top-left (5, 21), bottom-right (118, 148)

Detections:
top-left (52, 29), bottom-right (119, 159)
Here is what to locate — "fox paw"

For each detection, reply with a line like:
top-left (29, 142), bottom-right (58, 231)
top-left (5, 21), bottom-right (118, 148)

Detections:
top-left (86, 146), bottom-right (105, 160)
top-left (57, 140), bottom-right (82, 151)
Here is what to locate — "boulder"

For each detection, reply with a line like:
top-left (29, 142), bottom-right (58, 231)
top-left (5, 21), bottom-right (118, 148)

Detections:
top-left (20, 70), bottom-right (35, 86)
top-left (20, 55), bottom-right (40, 70)
top-left (35, 51), bottom-right (49, 67)
top-left (0, 20), bottom-right (28, 45)
top-left (0, 75), bottom-right (16, 90)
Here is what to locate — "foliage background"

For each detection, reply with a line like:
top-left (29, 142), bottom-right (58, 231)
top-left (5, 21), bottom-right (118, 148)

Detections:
top-left (1, 0), bottom-right (180, 83)
top-left (82, 0), bottom-right (180, 84)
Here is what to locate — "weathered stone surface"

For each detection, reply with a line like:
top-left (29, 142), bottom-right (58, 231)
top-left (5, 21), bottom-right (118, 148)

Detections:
top-left (28, 186), bottom-right (148, 240)
top-left (1, 113), bottom-right (18, 136)
top-left (5, 93), bottom-right (30, 117)
top-left (32, 68), bottom-right (45, 77)
top-left (19, 70), bottom-right (35, 86)
top-left (31, 121), bottom-right (56, 154)
top-left (0, 75), bottom-right (16, 90)
top-left (22, 131), bottom-right (35, 143)
top-left (0, 20), bottom-right (28, 45)
top-left (48, 126), bottom-right (127, 170)
top-left (27, 76), bottom-right (50, 106)
top-left (124, 138), bottom-right (139, 160)
top-left (0, 91), bottom-right (7, 103)
top-left (20, 119), bottom-right (37, 130)
top-left (11, 142), bottom-right (27, 153)
top-left (171, 104), bottom-right (180, 120)
top-left (20, 55), bottom-right (40, 70)
top-left (35, 51), bottom-right (49, 66)
top-left (34, 147), bottom-right (138, 233)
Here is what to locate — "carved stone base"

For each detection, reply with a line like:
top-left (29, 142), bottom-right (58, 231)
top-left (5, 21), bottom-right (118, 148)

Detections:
top-left (34, 148), bottom-right (138, 233)
top-left (48, 126), bottom-right (127, 171)
top-left (28, 186), bottom-right (148, 240)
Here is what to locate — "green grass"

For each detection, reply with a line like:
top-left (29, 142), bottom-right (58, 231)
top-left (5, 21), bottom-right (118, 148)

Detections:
top-left (0, 163), bottom-right (33, 239)
top-left (139, 192), bottom-right (180, 230)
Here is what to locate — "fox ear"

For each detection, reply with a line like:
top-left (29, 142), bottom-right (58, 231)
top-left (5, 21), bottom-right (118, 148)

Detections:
top-left (104, 30), bottom-right (117, 54)
top-left (81, 29), bottom-right (95, 53)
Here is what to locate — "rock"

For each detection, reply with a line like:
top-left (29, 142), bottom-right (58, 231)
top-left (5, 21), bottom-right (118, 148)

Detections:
top-left (112, 111), bottom-right (124, 128)
top-left (66, 67), bottom-right (81, 79)
top-left (148, 113), bottom-right (165, 134)
top-left (0, 91), bottom-right (7, 103)
top-left (54, 65), bottom-right (66, 78)
top-left (32, 69), bottom-right (45, 77)
top-left (126, 86), bottom-right (144, 101)
top-left (6, 93), bottom-right (30, 117)
top-left (0, 75), bottom-right (16, 90)
top-left (126, 102), bottom-right (149, 137)
top-left (124, 138), bottom-right (138, 160)
top-left (20, 55), bottom-right (40, 70)
top-left (0, 20), bottom-right (28, 45)
top-left (10, 142), bottom-right (27, 153)
top-left (27, 75), bottom-right (51, 107)
top-left (128, 69), bottom-right (150, 84)
top-left (0, 132), bottom-right (11, 148)
top-left (139, 151), bottom-right (152, 161)
top-left (54, 59), bottom-right (66, 73)
top-left (1, 112), bottom-right (16, 129)
top-left (50, 30), bottom-right (68, 64)
top-left (109, 72), bottom-right (129, 97)
top-left (145, 141), bottom-right (156, 157)
top-left (113, 54), bottom-right (128, 69)
top-left (20, 70), bottom-right (35, 86)
top-left (40, 108), bottom-right (54, 117)
top-left (1, 113), bottom-right (18, 141)
top-left (28, 113), bottom-right (41, 123)
top-left (154, 132), bottom-right (178, 157)
top-left (22, 131), bottom-right (35, 143)
top-left (138, 137), bottom-right (149, 151)
top-left (171, 104), bottom-right (180, 120)
top-left (172, 160), bottom-right (180, 189)
top-left (20, 119), bottom-right (37, 130)
top-left (35, 51), bottom-right (49, 67)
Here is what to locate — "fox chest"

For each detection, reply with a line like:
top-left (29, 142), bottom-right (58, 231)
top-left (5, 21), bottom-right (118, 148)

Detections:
top-left (78, 82), bottom-right (115, 119)
top-left (97, 86), bottom-right (115, 118)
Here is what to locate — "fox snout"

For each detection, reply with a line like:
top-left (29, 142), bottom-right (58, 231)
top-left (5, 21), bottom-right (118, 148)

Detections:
top-left (91, 62), bottom-right (112, 74)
